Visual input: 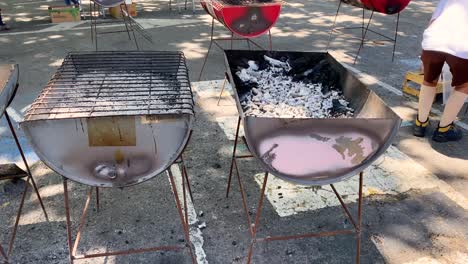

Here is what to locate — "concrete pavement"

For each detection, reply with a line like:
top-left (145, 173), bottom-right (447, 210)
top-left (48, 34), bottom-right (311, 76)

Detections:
top-left (1, 0), bottom-right (467, 263)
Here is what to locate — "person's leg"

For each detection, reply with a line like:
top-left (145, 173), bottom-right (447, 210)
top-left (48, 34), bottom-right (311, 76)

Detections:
top-left (414, 50), bottom-right (445, 137)
top-left (432, 55), bottom-right (468, 142)
top-left (64, 0), bottom-right (72, 5)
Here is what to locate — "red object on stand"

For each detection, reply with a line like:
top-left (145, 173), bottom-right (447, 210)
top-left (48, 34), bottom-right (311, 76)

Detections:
top-left (342, 0), bottom-right (411, 14)
top-left (200, 0), bottom-right (282, 38)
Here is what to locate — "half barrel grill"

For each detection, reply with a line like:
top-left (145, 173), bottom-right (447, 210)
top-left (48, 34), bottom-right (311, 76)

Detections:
top-left (201, 0), bottom-right (282, 38)
top-left (327, 0), bottom-right (411, 62)
top-left (223, 50), bottom-right (401, 263)
top-left (198, 0), bottom-right (282, 80)
top-left (1, 65), bottom-right (48, 262)
top-left (20, 51), bottom-right (196, 263)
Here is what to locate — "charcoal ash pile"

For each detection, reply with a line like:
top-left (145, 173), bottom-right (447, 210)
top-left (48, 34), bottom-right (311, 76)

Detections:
top-left (236, 55), bottom-right (354, 118)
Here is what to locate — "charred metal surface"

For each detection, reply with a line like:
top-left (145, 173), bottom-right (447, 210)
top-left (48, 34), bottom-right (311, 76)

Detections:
top-left (224, 50), bottom-right (401, 185)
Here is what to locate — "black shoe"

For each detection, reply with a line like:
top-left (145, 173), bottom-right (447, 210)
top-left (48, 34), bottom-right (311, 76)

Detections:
top-left (432, 123), bottom-right (463, 142)
top-left (413, 117), bottom-right (429, 137)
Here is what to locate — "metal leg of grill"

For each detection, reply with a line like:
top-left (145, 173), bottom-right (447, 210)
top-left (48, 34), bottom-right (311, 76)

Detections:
top-left (95, 187), bottom-right (100, 212)
top-left (268, 30), bottom-right (272, 50)
top-left (217, 76), bottom-right (228, 106)
top-left (0, 244), bottom-right (7, 262)
top-left (63, 178), bottom-right (75, 264)
top-left (354, 10), bottom-right (373, 64)
top-left (179, 156), bottom-right (194, 203)
top-left (326, 0), bottom-right (342, 51)
top-left (246, 172), bottom-right (269, 264)
top-left (3, 112), bottom-right (49, 258)
top-left (198, 18), bottom-right (273, 81)
top-left (122, 2), bottom-right (140, 50)
top-left (198, 18), bottom-right (215, 81)
top-left (167, 168), bottom-right (196, 264)
top-left (391, 12), bottom-right (400, 62)
top-left (226, 116), bottom-right (241, 198)
top-left (61, 170), bottom-right (195, 263)
top-left (240, 171), bottom-right (364, 263)
top-left (120, 4), bottom-right (132, 40)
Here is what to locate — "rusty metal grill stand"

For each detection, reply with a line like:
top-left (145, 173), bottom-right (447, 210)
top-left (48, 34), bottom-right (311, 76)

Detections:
top-left (62, 153), bottom-right (196, 264)
top-left (226, 117), bottom-right (364, 263)
top-left (0, 85), bottom-right (49, 263)
top-left (197, 17), bottom-right (273, 81)
top-left (326, 0), bottom-right (400, 63)
top-left (89, 1), bottom-right (153, 51)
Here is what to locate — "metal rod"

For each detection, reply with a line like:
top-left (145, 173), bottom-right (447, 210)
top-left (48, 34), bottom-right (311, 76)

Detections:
top-left (246, 172), bottom-right (269, 264)
top-left (95, 187), bottom-right (100, 212)
top-left (4, 112), bottom-right (48, 221)
top-left (120, 4), bottom-right (132, 40)
top-left (217, 77), bottom-right (227, 106)
top-left (256, 229), bottom-right (355, 243)
top-left (234, 159), bottom-right (252, 233)
top-left (226, 116), bottom-right (241, 198)
top-left (354, 10), bottom-right (374, 64)
top-left (356, 172), bottom-right (364, 264)
top-left (6, 173), bottom-right (30, 257)
top-left (330, 184), bottom-right (358, 229)
top-left (392, 12), bottom-right (400, 62)
top-left (167, 168), bottom-right (196, 264)
top-left (268, 30), bottom-right (272, 50)
top-left (198, 18), bottom-right (215, 81)
top-left (326, 0), bottom-right (342, 51)
top-left (94, 2), bottom-right (98, 51)
top-left (182, 166), bottom-right (189, 226)
top-left (180, 157), bottom-right (194, 203)
top-left (63, 178), bottom-right (75, 264)
top-left (122, 2), bottom-right (139, 50)
top-left (0, 244), bottom-right (7, 262)
top-left (71, 188), bottom-right (93, 256)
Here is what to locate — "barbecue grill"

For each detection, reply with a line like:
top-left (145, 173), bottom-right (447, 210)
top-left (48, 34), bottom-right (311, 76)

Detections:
top-left (21, 51), bottom-right (194, 188)
top-left (1, 64), bottom-right (48, 262)
top-left (20, 51), bottom-right (196, 263)
top-left (201, 0), bottom-right (282, 38)
top-left (223, 50), bottom-right (401, 263)
top-left (327, 0), bottom-right (411, 62)
top-left (198, 0), bottom-right (282, 81)
top-left (342, 0), bottom-right (411, 14)
top-left (89, 0), bottom-right (153, 51)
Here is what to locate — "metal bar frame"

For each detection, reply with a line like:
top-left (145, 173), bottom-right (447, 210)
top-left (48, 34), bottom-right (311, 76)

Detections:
top-left (89, 1), bottom-right (139, 51)
top-left (61, 155), bottom-right (196, 264)
top-left (197, 17), bottom-right (273, 82)
top-left (326, 0), bottom-right (401, 63)
top-left (226, 117), bottom-right (364, 263)
top-left (1, 82), bottom-right (49, 263)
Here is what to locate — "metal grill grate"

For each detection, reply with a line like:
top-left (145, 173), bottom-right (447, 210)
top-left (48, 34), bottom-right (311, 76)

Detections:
top-left (24, 51), bottom-right (194, 121)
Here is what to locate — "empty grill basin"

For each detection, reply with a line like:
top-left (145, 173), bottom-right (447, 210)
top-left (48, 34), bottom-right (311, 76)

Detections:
top-left (200, 0), bottom-right (282, 38)
top-left (0, 64), bottom-right (19, 118)
top-left (342, 0), bottom-right (411, 14)
top-left (21, 51), bottom-right (194, 188)
top-left (224, 50), bottom-right (401, 185)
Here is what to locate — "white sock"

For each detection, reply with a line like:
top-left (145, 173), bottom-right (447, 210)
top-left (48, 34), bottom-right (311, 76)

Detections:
top-left (439, 90), bottom-right (468, 127)
top-left (417, 84), bottom-right (437, 122)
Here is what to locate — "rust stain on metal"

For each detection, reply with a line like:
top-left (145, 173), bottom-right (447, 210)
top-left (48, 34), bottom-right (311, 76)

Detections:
top-left (87, 116), bottom-right (136, 146)
top-left (141, 114), bottom-right (179, 124)
top-left (115, 149), bottom-right (124, 164)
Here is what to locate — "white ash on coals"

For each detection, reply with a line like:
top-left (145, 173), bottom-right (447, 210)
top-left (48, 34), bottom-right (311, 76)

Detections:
top-left (236, 56), bottom-right (354, 118)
